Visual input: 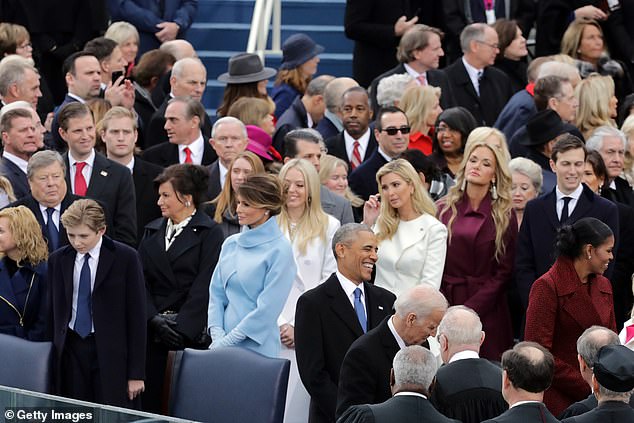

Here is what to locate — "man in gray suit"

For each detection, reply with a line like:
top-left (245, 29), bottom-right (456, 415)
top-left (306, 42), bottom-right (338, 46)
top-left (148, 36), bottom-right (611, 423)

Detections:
top-left (338, 345), bottom-right (460, 423)
top-left (283, 128), bottom-right (354, 224)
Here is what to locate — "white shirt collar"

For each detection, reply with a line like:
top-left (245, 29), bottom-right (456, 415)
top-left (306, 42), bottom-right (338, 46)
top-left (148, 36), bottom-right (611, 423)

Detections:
top-left (377, 146), bottom-right (394, 162)
top-left (462, 57), bottom-right (483, 93)
top-left (218, 160), bottom-right (228, 189)
top-left (394, 392), bottom-right (427, 400)
top-left (68, 148), bottom-right (96, 169)
top-left (307, 113), bottom-right (314, 129)
top-left (555, 183), bottom-right (583, 202)
top-left (403, 63), bottom-right (427, 81)
top-left (124, 156), bottom-right (135, 173)
top-left (77, 235), bottom-right (103, 264)
top-left (388, 315), bottom-right (407, 350)
top-left (66, 92), bottom-right (86, 103)
top-left (2, 151), bottom-right (28, 174)
top-left (510, 400), bottom-right (543, 409)
top-left (179, 132), bottom-right (205, 165)
top-left (344, 128), bottom-right (371, 159)
top-left (448, 350), bottom-right (480, 364)
top-left (336, 270), bottom-right (365, 308)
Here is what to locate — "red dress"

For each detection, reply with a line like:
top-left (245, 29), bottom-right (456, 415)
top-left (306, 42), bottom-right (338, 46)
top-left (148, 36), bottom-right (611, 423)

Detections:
top-left (408, 130), bottom-right (433, 155)
top-left (524, 256), bottom-right (616, 416)
top-left (438, 193), bottom-right (517, 360)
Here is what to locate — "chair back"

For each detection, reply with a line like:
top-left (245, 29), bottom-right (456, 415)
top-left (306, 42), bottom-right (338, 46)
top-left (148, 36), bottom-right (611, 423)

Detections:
top-left (169, 346), bottom-right (290, 423)
top-left (0, 334), bottom-right (53, 393)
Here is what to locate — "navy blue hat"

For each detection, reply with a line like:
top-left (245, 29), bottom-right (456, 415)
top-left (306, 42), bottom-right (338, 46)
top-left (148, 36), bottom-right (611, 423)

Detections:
top-left (280, 34), bottom-right (324, 70)
top-left (593, 345), bottom-right (634, 392)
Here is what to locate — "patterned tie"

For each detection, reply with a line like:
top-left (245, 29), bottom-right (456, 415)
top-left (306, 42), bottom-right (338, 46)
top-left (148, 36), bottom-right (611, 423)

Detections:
top-left (74, 162), bottom-right (87, 196)
top-left (46, 207), bottom-right (59, 252)
top-left (183, 147), bottom-right (193, 164)
top-left (560, 197), bottom-right (572, 224)
top-left (350, 141), bottom-right (362, 170)
top-left (74, 253), bottom-right (92, 338)
top-left (475, 70), bottom-right (484, 96)
top-left (416, 73), bottom-right (427, 86)
top-left (354, 288), bottom-right (367, 333)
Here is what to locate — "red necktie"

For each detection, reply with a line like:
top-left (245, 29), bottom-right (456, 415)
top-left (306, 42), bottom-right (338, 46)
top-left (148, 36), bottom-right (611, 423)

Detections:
top-left (351, 141), bottom-right (362, 170)
top-left (74, 162), bottom-right (87, 196)
top-left (416, 74), bottom-right (427, 86)
top-left (626, 324), bottom-right (634, 344)
top-left (183, 147), bottom-right (193, 164)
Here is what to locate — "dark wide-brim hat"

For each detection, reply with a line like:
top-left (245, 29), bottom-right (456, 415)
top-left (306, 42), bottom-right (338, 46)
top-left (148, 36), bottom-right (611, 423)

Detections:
top-left (280, 33), bottom-right (325, 70)
top-left (523, 109), bottom-right (567, 147)
top-left (217, 53), bottom-right (277, 84)
top-left (593, 345), bottom-right (634, 392)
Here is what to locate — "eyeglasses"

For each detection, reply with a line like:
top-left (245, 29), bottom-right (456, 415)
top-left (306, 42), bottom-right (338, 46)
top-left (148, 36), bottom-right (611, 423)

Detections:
top-left (475, 40), bottom-right (500, 50)
top-left (435, 124), bottom-right (455, 133)
top-left (381, 126), bottom-right (411, 136)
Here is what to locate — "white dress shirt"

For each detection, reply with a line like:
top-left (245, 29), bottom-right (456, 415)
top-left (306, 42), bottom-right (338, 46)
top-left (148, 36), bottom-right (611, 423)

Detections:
top-left (344, 128), bottom-right (371, 162)
top-left (387, 315), bottom-right (407, 350)
top-left (69, 236), bottom-right (103, 332)
top-left (336, 270), bottom-right (366, 315)
top-left (39, 203), bottom-right (61, 230)
top-left (2, 151), bottom-right (28, 174)
top-left (68, 149), bottom-right (96, 193)
top-left (462, 57), bottom-right (484, 95)
top-left (179, 132), bottom-right (205, 165)
top-left (404, 63), bottom-right (428, 85)
top-left (218, 161), bottom-right (228, 189)
top-left (555, 183), bottom-right (583, 220)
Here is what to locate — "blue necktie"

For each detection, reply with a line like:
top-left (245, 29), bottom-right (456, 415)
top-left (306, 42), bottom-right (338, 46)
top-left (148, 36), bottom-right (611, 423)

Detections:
top-left (354, 288), bottom-right (367, 333)
top-left (46, 208), bottom-right (59, 251)
top-left (74, 253), bottom-right (92, 338)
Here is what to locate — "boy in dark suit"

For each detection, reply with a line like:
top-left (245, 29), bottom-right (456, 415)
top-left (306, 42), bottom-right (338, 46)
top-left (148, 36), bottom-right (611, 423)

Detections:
top-left (48, 199), bottom-right (146, 407)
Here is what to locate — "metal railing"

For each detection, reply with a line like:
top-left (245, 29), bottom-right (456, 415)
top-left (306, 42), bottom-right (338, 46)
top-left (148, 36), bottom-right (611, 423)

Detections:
top-left (246, 0), bottom-right (282, 60)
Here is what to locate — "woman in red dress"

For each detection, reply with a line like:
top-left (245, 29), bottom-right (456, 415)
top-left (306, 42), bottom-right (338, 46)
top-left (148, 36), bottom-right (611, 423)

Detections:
top-left (525, 217), bottom-right (617, 416)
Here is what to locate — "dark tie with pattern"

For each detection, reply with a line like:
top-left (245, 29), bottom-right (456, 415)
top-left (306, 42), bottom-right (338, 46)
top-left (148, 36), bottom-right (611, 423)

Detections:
top-left (74, 253), bottom-right (92, 338)
top-left (46, 207), bottom-right (59, 252)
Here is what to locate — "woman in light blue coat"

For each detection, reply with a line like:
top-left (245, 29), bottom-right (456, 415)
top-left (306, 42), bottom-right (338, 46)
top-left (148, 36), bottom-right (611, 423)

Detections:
top-left (208, 174), bottom-right (296, 358)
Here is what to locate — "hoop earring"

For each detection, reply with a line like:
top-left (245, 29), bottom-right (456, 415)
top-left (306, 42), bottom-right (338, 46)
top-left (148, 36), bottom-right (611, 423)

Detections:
top-left (460, 178), bottom-right (466, 191)
top-left (490, 181), bottom-right (498, 200)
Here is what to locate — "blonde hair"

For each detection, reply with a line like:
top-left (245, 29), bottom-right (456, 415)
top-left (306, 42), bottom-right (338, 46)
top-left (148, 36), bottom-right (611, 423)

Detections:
top-left (0, 175), bottom-right (16, 203)
top-left (621, 115), bottom-right (634, 186)
top-left (0, 206), bottom-right (48, 265)
top-left (375, 159), bottom-right (437, 242)
top-left (61, 199), bottom-right (106, 232)
top-left (465, 126), bottom-right (511, 163)
top-left (575, 74), bottom-right (616, 139)
top-left (439, 138), bottom-right (513, 261)
top-left (275, 67), bottom-right (310, 93)
top-left (319, 155), bottom-right (364, 207)
top-left (561, 19), bottom-right (605, 60)
top-left (227, 97), bottom-right (274, 125)
top-left (212, 151), bottom-right (265, 223)
top-left (104, 21), bottom-right (140, 45)
top-left (399, 85), bottom-right (441, 134)
top-left (278, 159), bottom-right (329, 254)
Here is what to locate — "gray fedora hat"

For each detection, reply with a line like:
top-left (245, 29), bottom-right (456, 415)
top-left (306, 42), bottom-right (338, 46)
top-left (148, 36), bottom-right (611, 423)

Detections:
top-left (217, 53), bottom-right (277, 84)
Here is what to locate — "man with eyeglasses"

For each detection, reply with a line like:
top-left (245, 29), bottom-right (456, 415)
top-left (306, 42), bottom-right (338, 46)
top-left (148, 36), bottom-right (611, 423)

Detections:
top-left (443, 23), bottom-right (513, 126)
top-left (349, 106), bottom-right (410, 201)
top-left (207, 116), bottom-right (248, 200)
top-left (142, 97), bottom-right (217, 168)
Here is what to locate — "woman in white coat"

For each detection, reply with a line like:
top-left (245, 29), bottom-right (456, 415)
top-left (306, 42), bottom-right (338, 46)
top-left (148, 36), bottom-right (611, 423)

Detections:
top-left (364, 159), bottom-right (447, 297)
top-left (277, 158), bottom-right (339, 423)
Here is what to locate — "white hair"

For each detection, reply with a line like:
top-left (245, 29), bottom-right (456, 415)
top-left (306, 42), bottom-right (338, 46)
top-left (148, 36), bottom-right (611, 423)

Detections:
top-left (394, 285), bottom-right (448, 319)
top-left (393, 345), bottom-right (437, 390)
top-left (437, 305), bottom-right (482, 346)
top-left (376, 73), bottom-right (413, 108)
top-left (537, 61), bottom-right (580, 81)
top-left (586, 125), bottom-right (627, 151)
top-left (211, 116), bottom-right (247, 139)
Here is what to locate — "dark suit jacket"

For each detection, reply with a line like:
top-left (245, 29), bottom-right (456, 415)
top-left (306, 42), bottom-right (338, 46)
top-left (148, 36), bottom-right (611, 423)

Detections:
top-left (316, 113), bottom-right (342, 140)
top-left (0, 157), bottom-right (29, 200)
top-left (48, 236), bottom-right (146, 407)
top-left (338, 394), bottom-right (461, 423)
top-left (482, 402), bottom-right (560, 423)
top-left (336, 317), bottom-right (399, 419)
top-left (430, 358), bottom-right (507, 423)
top-left (64, 152), bottom-right (137, 247)
top-left (515, 184), bottom-right (619, 309)
top-left (272, 96), bottom-right (309, 155)
top-left (368, 63), bottom-right (456, 114)
top-left (141, 137), bottom-right (217, 168)
top-left (295, 274), bottom-right (396, 423)
top-left (206, 160), bottom-right (222, 201)
top-left (561, 400), bottom-right (634, 423)
top-left (139, 212), bottom-right (223, 340)
top-left (603, 176), bottom-right (634, 208)
top-left (325, 131), bottom-right (378, 171)
top-left (344, 0), bottom-right (444, 87)
top-left (560, 395), bottom-right (634, 419)
top-left (348, 149), bottom-right (388, 200)
top-left (0, 258), bottom-right (48, 341)
top-left (8, 192), bottom-right (81, 251)
top-left (443, 58), bottom-right (514, 126)
top-left (132, 157), bottom-right (163, 242)
top-left (144, 96), bottom-right (213, 149)
top-left (133, 86), bottom-right (157, 149)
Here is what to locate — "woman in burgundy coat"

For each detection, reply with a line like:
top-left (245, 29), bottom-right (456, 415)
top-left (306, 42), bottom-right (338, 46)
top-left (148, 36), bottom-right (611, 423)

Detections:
top-left (525, 217), bottom-right (617, 416)
top-left (438, 128), bottom-right (517, 361)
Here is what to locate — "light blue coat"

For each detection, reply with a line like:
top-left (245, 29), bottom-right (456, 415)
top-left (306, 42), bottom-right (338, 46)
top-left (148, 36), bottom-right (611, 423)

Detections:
top-left (208, 217), bottom-right (296, 358)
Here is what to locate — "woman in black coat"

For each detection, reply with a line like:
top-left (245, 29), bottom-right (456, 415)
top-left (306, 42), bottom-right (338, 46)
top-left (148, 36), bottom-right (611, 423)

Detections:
top-left (138, 164), bottom-right (224, 413)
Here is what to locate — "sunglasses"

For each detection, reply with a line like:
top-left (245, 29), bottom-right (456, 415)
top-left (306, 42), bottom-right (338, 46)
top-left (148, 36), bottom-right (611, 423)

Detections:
top-left (381, 126), bottom-right (411, 136)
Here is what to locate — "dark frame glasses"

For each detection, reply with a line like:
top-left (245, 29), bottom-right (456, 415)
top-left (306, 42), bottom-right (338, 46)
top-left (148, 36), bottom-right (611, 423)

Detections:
top-left (381, 126), bottom-right (411, 135)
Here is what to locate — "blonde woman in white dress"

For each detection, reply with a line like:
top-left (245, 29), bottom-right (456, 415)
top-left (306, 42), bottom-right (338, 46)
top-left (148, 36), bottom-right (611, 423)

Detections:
top-left (277, 158), bottom-right (339, 423)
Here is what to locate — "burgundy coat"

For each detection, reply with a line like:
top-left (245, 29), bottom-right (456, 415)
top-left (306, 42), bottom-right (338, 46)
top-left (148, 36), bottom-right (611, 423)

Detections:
top-left (438, 193), bottom-right (517, 360)
top-left (524, 256), bottom-right (616, 417)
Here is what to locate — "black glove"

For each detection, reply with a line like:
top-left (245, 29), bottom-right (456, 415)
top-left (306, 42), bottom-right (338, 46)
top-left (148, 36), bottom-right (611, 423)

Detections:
top-left (150, 315), bottom-right (184, 349)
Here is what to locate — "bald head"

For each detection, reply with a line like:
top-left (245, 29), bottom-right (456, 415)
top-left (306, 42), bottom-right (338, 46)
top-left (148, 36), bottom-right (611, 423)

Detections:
top-left (437, 305), bottom-right (484, 363)
top-left (393, 285), bottom-right (448, 346)
top-left (170, 58), bottom-right (207, 100)
top-left (324, 77), bottom-right (359, 113)
top-left (160, 40), bottom-right (196, 61)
